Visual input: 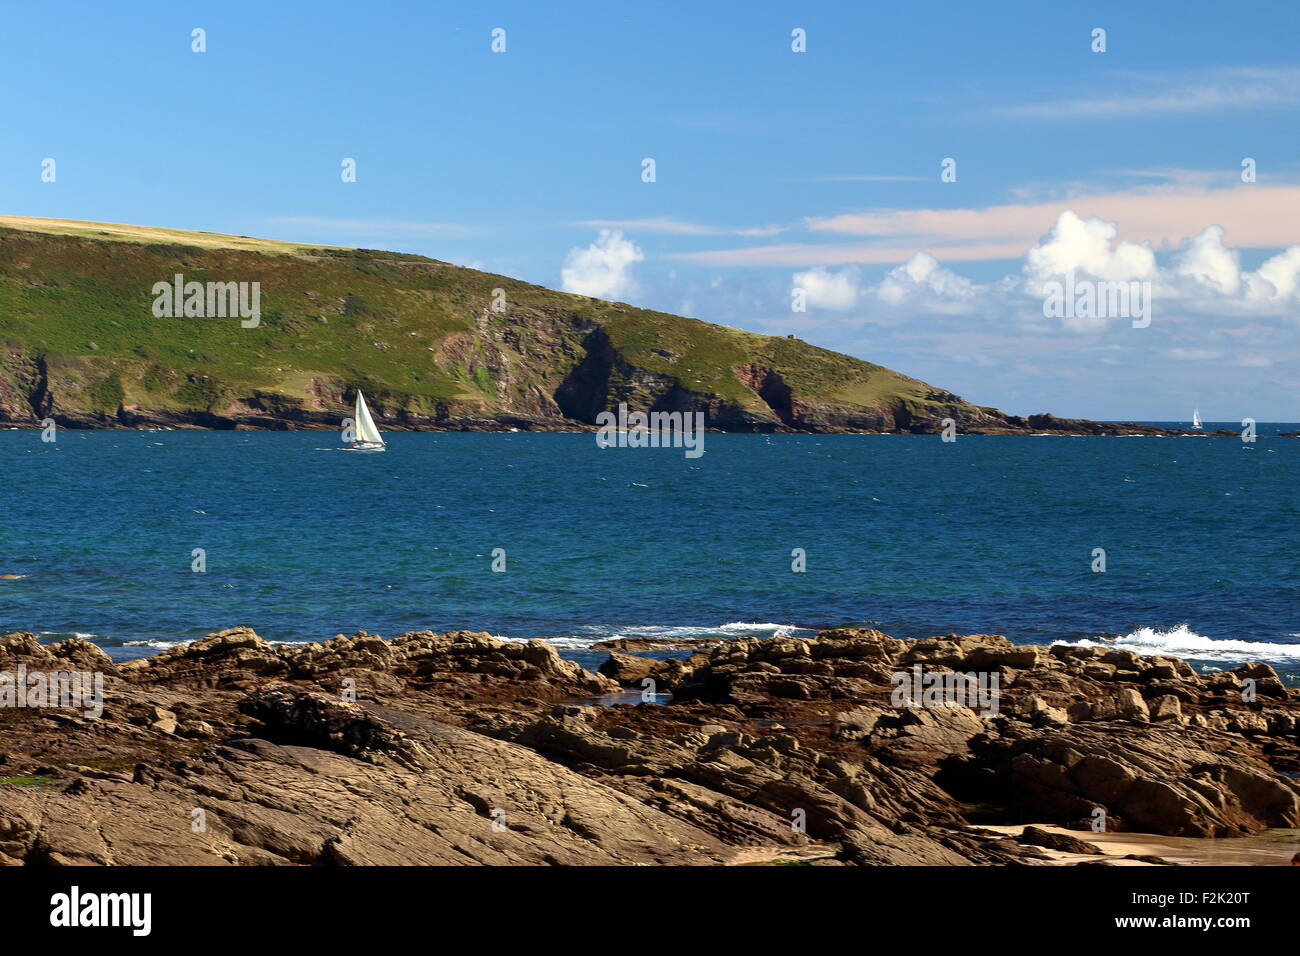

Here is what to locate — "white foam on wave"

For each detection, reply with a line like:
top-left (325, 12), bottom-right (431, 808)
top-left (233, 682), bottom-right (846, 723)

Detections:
top-left (1053, 624), bottom-right (1300, 663)
top-left (520, 621), bottom-right (815, 649)
top-left (498, 635), bottom-right (595, 649)
top-left (103, 622), bottom-right (816, 654)
top-left (622, 621), bottom-right (808, 639)
top-left (39, 631), bottom-right (99, 640)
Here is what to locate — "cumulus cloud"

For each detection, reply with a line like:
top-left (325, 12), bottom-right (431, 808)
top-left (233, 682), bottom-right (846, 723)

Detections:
top-left (1025, 211), bottom-right (1156, 283)
top-left (1254, 246), bottom-right (1300, 299)
top-left (1152, 226), bottom-right (1300, 308)
top-left (561, 230), bottom-right (644, 299)
top-left (1174, 226), bottom-right (1242, 295)
top-left (791, 266), bottom-right (862, 310)
top-left (778, 210), bottom-right (1300, 348)
top-left (878, 252), bottom-right (975, 306)
top-left (671, 203), bottom-right (1300, 417)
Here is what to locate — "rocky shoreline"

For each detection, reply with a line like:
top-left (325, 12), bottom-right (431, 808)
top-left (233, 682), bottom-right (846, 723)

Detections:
top-left (1, 408), bottom-right (595, 434)
top-left (0, 411), bottom-right (1226, 436)
top-left (0, 626), bottom-right (1295, 865)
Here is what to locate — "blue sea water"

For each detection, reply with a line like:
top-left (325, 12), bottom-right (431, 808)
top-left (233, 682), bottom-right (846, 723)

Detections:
top-left (1, 426), bottom-right (1297, 683)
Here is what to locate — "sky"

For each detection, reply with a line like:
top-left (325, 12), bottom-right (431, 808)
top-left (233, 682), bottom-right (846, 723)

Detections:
top-left (3, 0), bottom-right (1299, 420)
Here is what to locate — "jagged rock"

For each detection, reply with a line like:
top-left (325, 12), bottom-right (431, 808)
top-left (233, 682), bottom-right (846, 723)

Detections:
top-left (833, 706), bottom-right (889, 741)
top-left (1237, 663), bottom-right (1289, 698)
top-left (0, 633), bottom-right (114, 671)
top-left (1149, 695), bottom-right (1183, 722)
top-left (597, 651), bottom-right (692, 688)
top-left (1017, 826), bottom-right (1103, 855)
top-left (1117, 688), bottom-right (1150, 722)
top-left (120, 626), bottom-right (617, 699)
top-left (1015, 695), bottom-right (1070, 726)
top-left (0, 691), bottom-right (734, 865)
top-left (150, 716), bottom-right (178, 735)
top-left (864, 705), bottom-right (989, 768)
top-left (975, 724), bottom-right (1300, 837)
top-left (178, 719), bottom-right (215, 738)
top-left (0, 624), bottom-right (1294, 864)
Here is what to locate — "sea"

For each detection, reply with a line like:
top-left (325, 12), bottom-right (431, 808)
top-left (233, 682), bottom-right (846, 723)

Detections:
top-left (1, 425), bottom-right (1297, 685)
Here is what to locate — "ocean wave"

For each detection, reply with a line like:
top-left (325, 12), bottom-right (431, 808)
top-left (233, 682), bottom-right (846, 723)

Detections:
top-left (591, 621), bottom-right (809, 638)
top-left (55, 624), bottom-right (813, 654)
top-left (1053, 624), bottom-right (1300, 663)
top-left (498, 635), bottom-right (596, 649)
top-left (514, 621), bottom-right (815, 649)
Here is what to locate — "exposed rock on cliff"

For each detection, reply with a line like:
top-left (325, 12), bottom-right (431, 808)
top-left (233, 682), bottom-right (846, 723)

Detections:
top-left (0, 217), bottom-right (1201, 435)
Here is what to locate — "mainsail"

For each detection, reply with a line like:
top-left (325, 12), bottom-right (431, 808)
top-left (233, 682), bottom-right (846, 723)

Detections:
top-left (354, 390), bottom-right (384, 445)
top-left (1192, 408), bottom-right (1202, 429)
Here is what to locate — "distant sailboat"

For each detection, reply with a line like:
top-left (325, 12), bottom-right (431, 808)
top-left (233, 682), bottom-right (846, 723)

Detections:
top-left (1192, 408), bottom-right (1203, 430)
top-left (349, 390), bottom-right (386, 451)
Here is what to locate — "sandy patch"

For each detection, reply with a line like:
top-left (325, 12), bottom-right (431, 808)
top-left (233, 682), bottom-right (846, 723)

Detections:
top-left (978, 823), bottom-right (1300, 866)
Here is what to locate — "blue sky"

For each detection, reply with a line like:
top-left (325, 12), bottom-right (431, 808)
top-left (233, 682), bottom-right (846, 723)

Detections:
top-left (4, 0), bottom-right (1300, 419)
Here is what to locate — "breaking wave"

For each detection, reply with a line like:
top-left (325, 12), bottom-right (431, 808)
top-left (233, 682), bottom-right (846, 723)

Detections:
top-left (1052, 624), bottom-right (1300, 663)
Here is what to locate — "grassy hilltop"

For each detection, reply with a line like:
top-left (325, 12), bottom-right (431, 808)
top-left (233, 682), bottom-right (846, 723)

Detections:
top-left (0, 216), bottom-right (1150, 434)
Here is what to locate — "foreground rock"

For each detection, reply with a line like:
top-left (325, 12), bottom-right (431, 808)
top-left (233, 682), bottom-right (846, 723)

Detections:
top-left (0, 625), bottom-right (1295, 865)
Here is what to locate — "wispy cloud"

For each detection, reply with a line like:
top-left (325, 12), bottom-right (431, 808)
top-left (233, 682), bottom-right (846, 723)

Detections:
top-left (671, 184), bottom-right (1300, 267)
top-left (672, 239), bottom-right (1035, 267)
top-left (576, 217), bottom-right (786, 237)
top-left (998, 66), bottom-right (1300, 119)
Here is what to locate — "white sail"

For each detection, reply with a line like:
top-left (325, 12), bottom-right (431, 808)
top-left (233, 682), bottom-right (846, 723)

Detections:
top-left (1192, 407), bottom-right (1202, 429)
top-left (354, 390), bottom-right (384, 445)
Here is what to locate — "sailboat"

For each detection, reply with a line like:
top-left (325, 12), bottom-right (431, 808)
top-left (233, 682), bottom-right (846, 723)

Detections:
top-left (348, 390), bottom-right (386, 451)
top-left (1191, 408), bottom-right (1203, 430)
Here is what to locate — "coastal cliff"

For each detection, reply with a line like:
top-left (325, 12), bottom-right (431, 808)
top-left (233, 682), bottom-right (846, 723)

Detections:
top-left (0, 217), bottom-right (1192, 436)
top-left (0, 626), bottom-right (1294, 865)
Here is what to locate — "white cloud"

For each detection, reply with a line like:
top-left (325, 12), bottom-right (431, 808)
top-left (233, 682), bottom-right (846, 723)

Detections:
top-left (791, 266), bottom-right (862, 310)
top-left (1174, 226), bottom-right (1242, 295)
top-left (878, 252), bottom-right (974, 305)
top-left (1253, 246), bottom-right (1300, 299)
top-left (561, 230), bottom-right (644, 299)
top-left (1157, 227), bottom-right (1300, 307)
top-left (775, 209), bottom-right (1300, 350)
top-left (1025, 211), bottom-right (1156, 283)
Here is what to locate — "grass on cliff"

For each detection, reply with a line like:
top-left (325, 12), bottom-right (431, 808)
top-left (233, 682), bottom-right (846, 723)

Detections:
top-left (0, 774), bottom-right (62, 790)
top-left (0, 216), bottom-right (339, 255)
top-left (0, 217), bottom-right (957, 420)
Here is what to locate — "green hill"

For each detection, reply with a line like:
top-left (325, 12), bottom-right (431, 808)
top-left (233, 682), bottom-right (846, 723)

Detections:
top-left (0, 216), bottom-right (1161, 435)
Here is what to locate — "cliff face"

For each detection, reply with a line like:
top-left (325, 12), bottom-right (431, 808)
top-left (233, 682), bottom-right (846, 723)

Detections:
top-left (0, 217), bottom-right (1175, 434)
